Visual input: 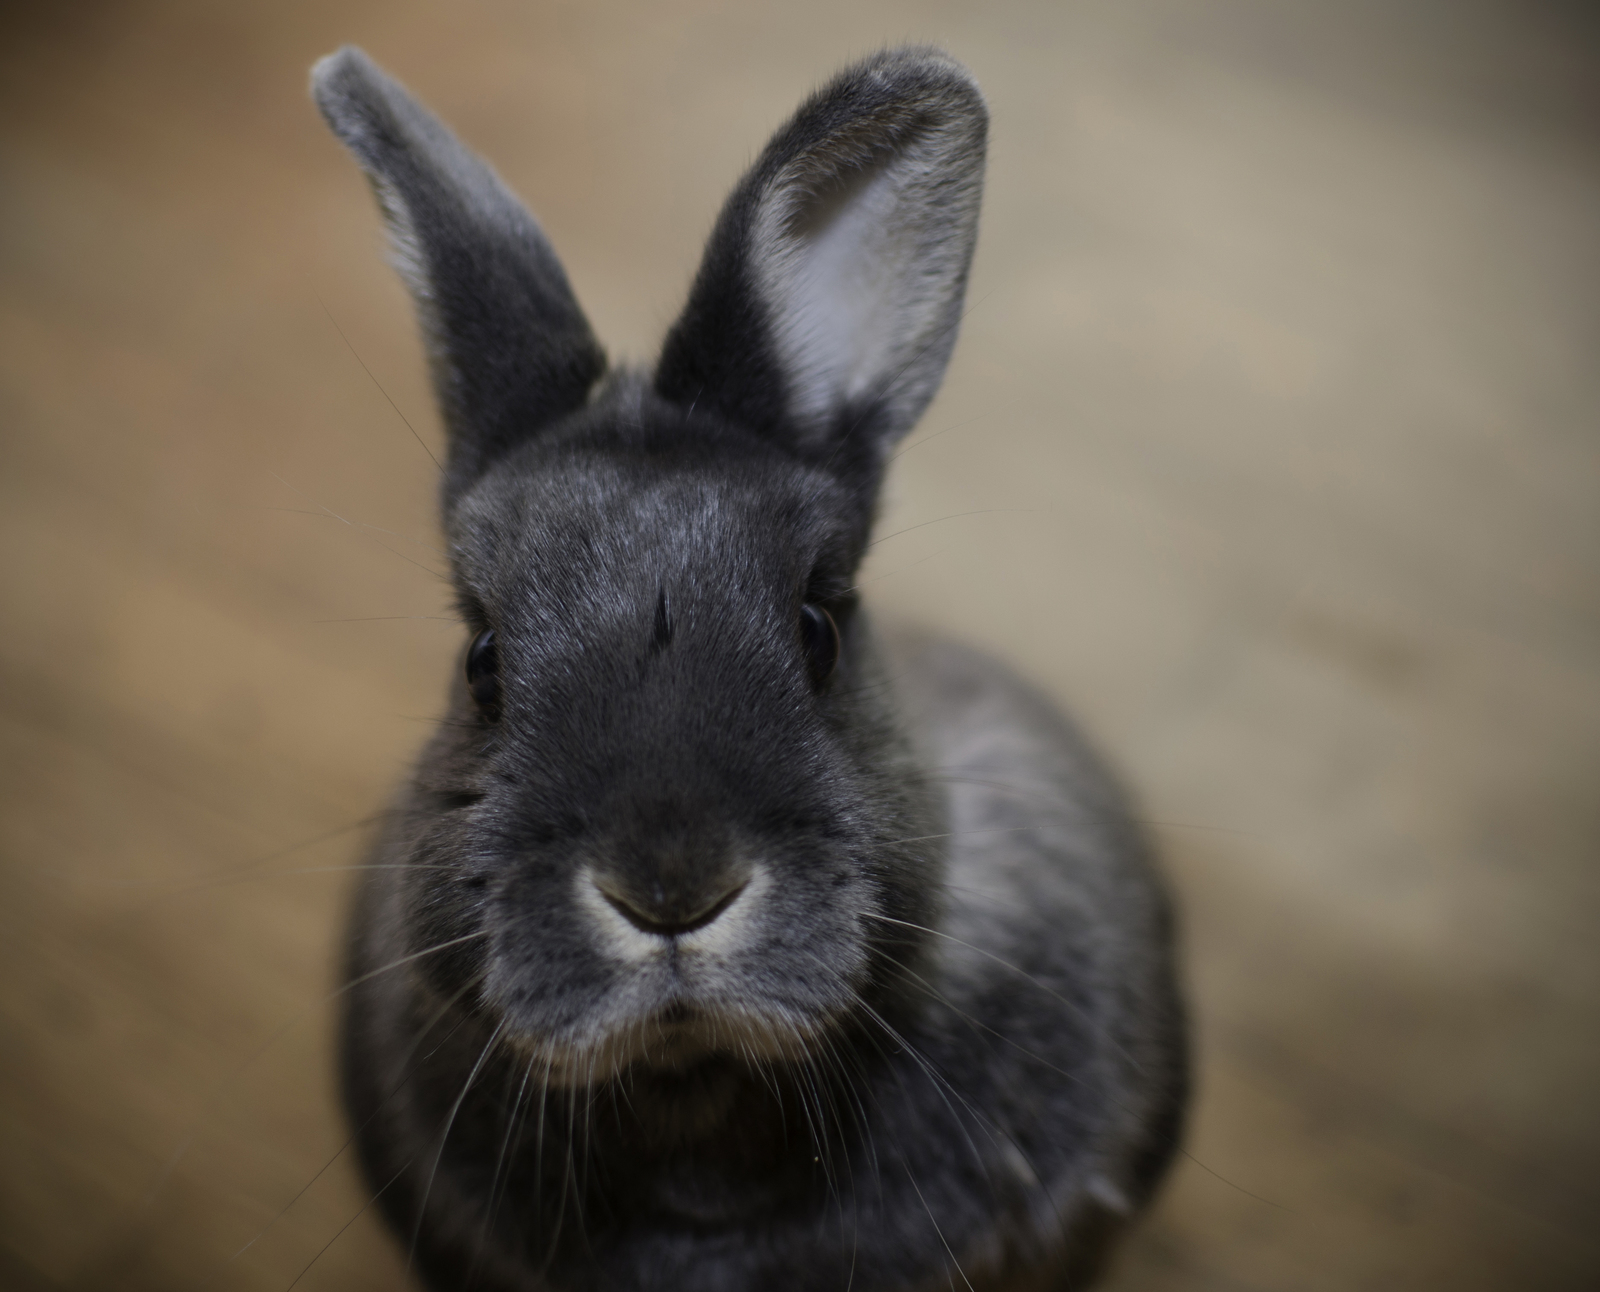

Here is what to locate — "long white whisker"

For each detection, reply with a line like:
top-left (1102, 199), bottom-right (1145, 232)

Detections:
top-left (886, 964), bottom-right (1071, 1222)
top-left (934, 771), bottom-right (1259, 840)
top-left (859, 912), bottom-right (1142, 1073)
top-left (269, 472), bottom-right (449, 580)
top-left (407, 1018), bottom-right (507, 1276)
top-left (855, 1000), bottom-right (997, 1196)
top-left (284, 1160), bottom-right (412, 1292)
top-left (231, 973), bottom-right (480, 1262)
top-left (315, 291), bottom-right (442, 474)
top-left (905, 1165), bottom-right (976, 1292)
top-left (149, 930), bottom-right (489, 1211)
top-left (87, 813), bottom-right (389, 894)
top-left (468, 1048), bottom-right (539, 1285)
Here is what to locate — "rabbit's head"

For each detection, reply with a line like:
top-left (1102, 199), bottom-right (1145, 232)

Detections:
top-left (312, 47), bottom-right (986, 1087)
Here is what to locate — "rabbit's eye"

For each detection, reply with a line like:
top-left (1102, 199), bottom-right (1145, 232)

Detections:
top-left (799, 604), bottom-right (840, 687)
top-left (465, 628), bottom-right (500, 718)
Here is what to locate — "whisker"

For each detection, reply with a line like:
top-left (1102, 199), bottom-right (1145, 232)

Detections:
top-left (882, 825), bottom-right (1038, 848)
top-left (884, 965), bottom-right (1076, 1223)
top-left (859, 912), bottom-right (1142, 1074)
top-left (269, 472), bottom-right (450, 580)
top-left (1177, 1149), bottom-right (1291, 1212)
top-left (95, 813), bottom-right (387, 892)
top-left (341, 932), bottom-right (491, 1000)
top-left (467, 1049), bottom-right (539, 1287)
top-left (179, 863), bottom-right (461, 891)
top-left (940, 881), bottom-right (1032, 914)
top-left (313, 614), bottom-right (462, 624)
top-left (865, 508), bottom-right (1035, 551)
top-left (145, 931), bottom-right (489, 1212)
top-left (232, 975), bottom-right (481, 1261)
top-left (316, 291), bottom-right (442, 472)
top-left (855, 1000), bottom-right (998, 1198)
top-left (530, 1054), bottom-right (558, 1272)
top-left (408, 1018), bottom-right (507, 1276)
top-left (576, 1049), bottom-right (598, 1252)
top-left (284, 1160), bottom-right (412, 1291)
top-left (905, 1166), bottom-right (975, 1292)
top-left (152, 862), bottom-right (468, 899)
top-left (263, 508), bottom-right (448, 560)
top-left (934, 772), bottom-right (1260, 841)
top-left (787, 1041), bottom-right (833, 1197)
top-left (887, 943), bottom-right (1275, 1219)
top-left (847, 546), bottom-right (950, 591)
top-left (889, 415), bottom-right (984, 462)
top-left (779, 949), bottom-right (1011, 1218)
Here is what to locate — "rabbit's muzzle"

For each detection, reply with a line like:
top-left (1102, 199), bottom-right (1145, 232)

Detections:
top-left (591, 873), bottom-right (750, 938)
top-left (583, 807), bottom-right (755, 939)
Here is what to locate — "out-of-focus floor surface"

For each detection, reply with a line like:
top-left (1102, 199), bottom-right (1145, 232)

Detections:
top-left (2, 1), bottom-right (1596, 1288)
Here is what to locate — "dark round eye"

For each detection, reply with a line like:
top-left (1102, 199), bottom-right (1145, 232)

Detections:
top-left (799, 603), bottom-right (840, 687)
top-left (465, 628), bottom-right (500, 718)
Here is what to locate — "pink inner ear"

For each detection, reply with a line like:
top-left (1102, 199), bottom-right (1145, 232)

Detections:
top-left (746, 106), bottom-right (984, 451)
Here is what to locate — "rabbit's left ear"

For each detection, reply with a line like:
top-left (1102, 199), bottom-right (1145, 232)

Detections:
top-left (655, 48), bottom-right (986, 466)
top-left (312, 47), bottom-right (606, 507)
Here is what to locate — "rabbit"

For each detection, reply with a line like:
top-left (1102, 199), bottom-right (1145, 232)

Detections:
top-left (310, 43), bottom-right (1186, 1292)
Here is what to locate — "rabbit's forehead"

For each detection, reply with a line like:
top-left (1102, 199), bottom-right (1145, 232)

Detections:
top-left (453, 458), bottom-right (849, 610)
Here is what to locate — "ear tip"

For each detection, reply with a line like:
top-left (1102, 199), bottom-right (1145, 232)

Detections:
top-left (820, 45), bottom-right (987, 140)
top-left (309, 45), bottom-right (394, 127)
top-left (309, 45), bottom-right (367, 93)
top-left (859, 45), bottom-right (985, 99)
top-left (865, 44), bottom-right (977, 80)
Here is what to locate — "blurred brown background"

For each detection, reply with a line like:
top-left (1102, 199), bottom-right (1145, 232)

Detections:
top-left (2, 1), bottom-right (1597, 1289)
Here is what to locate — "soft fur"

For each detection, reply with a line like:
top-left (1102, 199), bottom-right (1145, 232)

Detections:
top-left (311, 45), bottom-right (1186, 1292)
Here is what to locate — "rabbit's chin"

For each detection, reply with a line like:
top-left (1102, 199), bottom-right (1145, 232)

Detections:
top-left (500, 999), bottom-right (835, 1089)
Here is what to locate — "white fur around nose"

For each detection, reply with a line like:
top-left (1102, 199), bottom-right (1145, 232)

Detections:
top-left (678, 864), bottom-right (769, 959)
top-left (576, 873), bottom-right (665, 965)
top-left (576, 864), bottom-right (768, 966)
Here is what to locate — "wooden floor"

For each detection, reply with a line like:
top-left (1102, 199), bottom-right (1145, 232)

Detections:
top-left (2, 2), bottom-right (1596, 1289)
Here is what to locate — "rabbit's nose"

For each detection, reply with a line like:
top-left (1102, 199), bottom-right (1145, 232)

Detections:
top-left (591, 874), bottom-right (748, 938)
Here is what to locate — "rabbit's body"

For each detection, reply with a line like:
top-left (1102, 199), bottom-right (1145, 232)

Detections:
top-left (314, 47), bottom-right (1185, 1292)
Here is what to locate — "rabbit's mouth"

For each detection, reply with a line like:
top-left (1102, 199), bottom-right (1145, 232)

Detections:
top-left (600, 1000), bottom-right (718, 1072)
top-left (482, 857), bottom-right (872, 1086)
top-left (502, 993), bottom-right (839, 1087)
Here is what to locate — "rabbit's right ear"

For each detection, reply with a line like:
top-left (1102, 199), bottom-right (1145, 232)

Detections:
top-left (311, 48), bottom-right (605, 507)
top-left (656, 48), bottom-right (986, 475)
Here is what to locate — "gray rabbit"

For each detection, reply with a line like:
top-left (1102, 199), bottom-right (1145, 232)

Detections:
top-left (311, 44), bottom-right (1186, 1292)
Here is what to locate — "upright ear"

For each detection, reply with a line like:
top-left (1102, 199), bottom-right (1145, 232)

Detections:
top-left (311, 47), bottom-right (605, 506)
top-left (655, 48), bottom-right (986, 463)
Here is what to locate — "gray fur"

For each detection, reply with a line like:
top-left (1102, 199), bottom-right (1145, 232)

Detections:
top-left (311, 45), bottom-right (1186, 1292)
